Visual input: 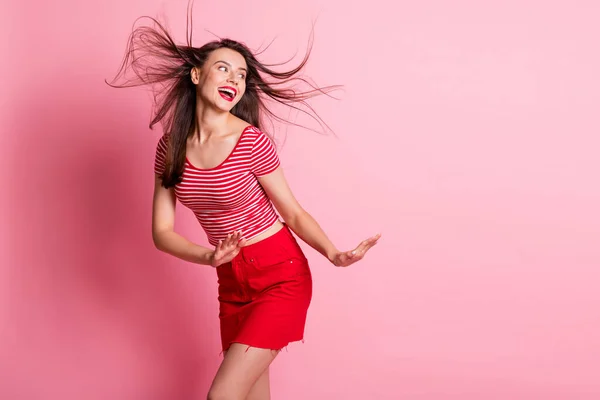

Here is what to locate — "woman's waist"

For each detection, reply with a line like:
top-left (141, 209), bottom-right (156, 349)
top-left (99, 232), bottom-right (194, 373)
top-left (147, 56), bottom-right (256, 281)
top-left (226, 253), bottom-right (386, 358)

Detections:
top-left (243, 219), bottom-right (285, 246)
top-left (237, 221), bottom-right (305, 260)
top-left (199, 212), bottom-right (280, 245)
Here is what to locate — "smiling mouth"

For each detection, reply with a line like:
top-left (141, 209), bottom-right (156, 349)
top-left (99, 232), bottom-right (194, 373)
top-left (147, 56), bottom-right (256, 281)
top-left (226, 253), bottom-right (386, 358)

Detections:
top-left (218, 87), bottom-right (237, 102)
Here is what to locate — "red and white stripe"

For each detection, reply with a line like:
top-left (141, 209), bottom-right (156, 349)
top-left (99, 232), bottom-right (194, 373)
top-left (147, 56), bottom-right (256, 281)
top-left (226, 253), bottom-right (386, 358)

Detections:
top-left (154, 126), bottom-right (281, 246)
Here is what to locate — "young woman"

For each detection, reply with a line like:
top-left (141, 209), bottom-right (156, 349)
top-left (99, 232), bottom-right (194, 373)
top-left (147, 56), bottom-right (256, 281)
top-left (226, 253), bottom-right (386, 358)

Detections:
top-left (108, 12), bottom-right (380, 400)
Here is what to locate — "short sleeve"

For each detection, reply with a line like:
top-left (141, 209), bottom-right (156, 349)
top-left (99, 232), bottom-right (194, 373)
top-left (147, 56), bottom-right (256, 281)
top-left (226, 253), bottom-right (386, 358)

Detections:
top-left (154, 133), bottom-right (169, 175)
top-left (250, 130), bottom-right (280, 177)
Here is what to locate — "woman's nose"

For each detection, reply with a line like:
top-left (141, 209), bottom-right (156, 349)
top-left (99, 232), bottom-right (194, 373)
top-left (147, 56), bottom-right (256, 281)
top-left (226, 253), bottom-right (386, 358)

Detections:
top-left (227, 72), bottom-right (240, 84)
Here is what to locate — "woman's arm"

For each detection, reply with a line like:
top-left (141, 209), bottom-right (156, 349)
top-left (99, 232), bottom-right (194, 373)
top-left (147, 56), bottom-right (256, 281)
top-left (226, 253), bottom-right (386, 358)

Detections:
top-left (152, 176), bottom-right (244, 266)
top-left (258, 168), bottom-right (380, 266)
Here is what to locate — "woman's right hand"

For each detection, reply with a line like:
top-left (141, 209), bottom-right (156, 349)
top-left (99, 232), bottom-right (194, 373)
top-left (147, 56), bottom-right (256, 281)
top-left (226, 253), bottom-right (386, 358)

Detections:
top-left (209, 231), bottom-right (247, 267)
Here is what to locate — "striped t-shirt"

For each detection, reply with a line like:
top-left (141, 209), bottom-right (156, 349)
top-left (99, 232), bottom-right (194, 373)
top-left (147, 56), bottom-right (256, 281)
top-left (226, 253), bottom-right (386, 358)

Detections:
top-left (154, 125), bottom-right (281, 246)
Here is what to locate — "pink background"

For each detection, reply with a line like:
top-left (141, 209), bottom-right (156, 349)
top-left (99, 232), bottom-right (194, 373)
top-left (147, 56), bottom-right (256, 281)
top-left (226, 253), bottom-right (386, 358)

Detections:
top-left (2, 0), bottom-right (599, 399)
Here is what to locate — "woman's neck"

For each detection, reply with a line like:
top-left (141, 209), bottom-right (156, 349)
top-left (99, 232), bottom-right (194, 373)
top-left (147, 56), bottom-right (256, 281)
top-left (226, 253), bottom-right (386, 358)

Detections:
top-left (193, 102), bottom-right (233, 142)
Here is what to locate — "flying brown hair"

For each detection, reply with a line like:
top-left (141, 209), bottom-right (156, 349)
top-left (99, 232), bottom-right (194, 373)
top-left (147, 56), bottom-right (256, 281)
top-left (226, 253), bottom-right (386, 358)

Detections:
top-left (106, 3), bottom-right (340, 188)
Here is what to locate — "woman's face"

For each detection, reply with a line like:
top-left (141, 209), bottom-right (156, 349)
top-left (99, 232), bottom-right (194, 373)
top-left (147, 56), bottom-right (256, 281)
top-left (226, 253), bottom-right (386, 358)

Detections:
top-left (192, 47), bottom-right (247, 112)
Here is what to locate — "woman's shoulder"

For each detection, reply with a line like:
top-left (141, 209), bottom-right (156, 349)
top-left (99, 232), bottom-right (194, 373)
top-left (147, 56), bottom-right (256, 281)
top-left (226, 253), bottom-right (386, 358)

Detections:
top-left (157, 131), bottom-right (170, 143)
top-left (235, 124), bottom-right (267, 143)
top-left (229, 116), bottom-right (265, 137)
top-left (243, 126), bottom-right (276, 151)
top-left (243, 125), bottom-right (263, 136)
top-left (155, 131), bottom-right (170, 151)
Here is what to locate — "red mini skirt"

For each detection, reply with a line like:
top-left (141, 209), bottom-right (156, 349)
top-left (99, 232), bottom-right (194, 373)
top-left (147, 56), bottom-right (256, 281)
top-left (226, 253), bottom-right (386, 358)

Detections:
top-left (216, 224), bottom-right (313, 352)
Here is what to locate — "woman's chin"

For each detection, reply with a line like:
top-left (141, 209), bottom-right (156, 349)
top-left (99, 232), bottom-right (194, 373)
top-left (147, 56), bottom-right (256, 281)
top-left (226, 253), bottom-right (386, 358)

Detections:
top-left (204, 102), bottom-right (234, 113)
top-left (210, 98), bottom-right (237, 112)
top-left (219, 104), bottom-right (235, 113)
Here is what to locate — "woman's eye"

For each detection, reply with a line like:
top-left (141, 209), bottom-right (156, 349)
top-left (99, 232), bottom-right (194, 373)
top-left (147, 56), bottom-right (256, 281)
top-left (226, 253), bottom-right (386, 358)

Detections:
top-left (218, 66), bottom-right (227, 72)
top-left (239, 74), bottom-right (246, 79)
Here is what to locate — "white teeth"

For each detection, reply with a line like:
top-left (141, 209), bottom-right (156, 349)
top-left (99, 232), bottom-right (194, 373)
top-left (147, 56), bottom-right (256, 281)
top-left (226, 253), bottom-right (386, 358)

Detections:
top-left (219, 88), bottom-right (235, 97)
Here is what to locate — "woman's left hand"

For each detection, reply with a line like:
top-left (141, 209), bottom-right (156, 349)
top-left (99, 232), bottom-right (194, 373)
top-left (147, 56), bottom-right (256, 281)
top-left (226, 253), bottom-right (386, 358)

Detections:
top-left (330, 233), bottom-right (381, 267)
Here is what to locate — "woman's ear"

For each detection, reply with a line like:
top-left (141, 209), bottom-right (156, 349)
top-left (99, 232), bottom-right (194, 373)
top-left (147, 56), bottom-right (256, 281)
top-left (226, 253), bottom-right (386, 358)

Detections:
top-left (190, 67), bottom-right (200, 85)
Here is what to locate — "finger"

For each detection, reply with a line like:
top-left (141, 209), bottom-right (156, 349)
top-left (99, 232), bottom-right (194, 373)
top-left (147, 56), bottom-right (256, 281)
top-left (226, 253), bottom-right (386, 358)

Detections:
top-left (352, 241), bottom-right (370, 256)
top-left (360, 236), bottom-right (376, 248)
top-left (232, 231), bottom-right (243, 245)
top-left (224, 233), bottom-right (234, 247)
top-left (359, 245), bottom-right (376, 258)
top-left (221, 234), bottom-right (230, 247)
top-left (363, 234), bottom-right (381, 246)
top-left (355, 236), bottom-right (379, 255)
top-left (347, 247), bottom-right (368, 263)
top-left (223, 235), bottom-right (245, 256)
top-left (366, 235), bottom-right (380, 246)
top-left (360, 239), bottom-right (379, 255)
top-left (226, 232), bottom-right (236, 247)
top-left (347, 234), bottom-right (380, 257)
